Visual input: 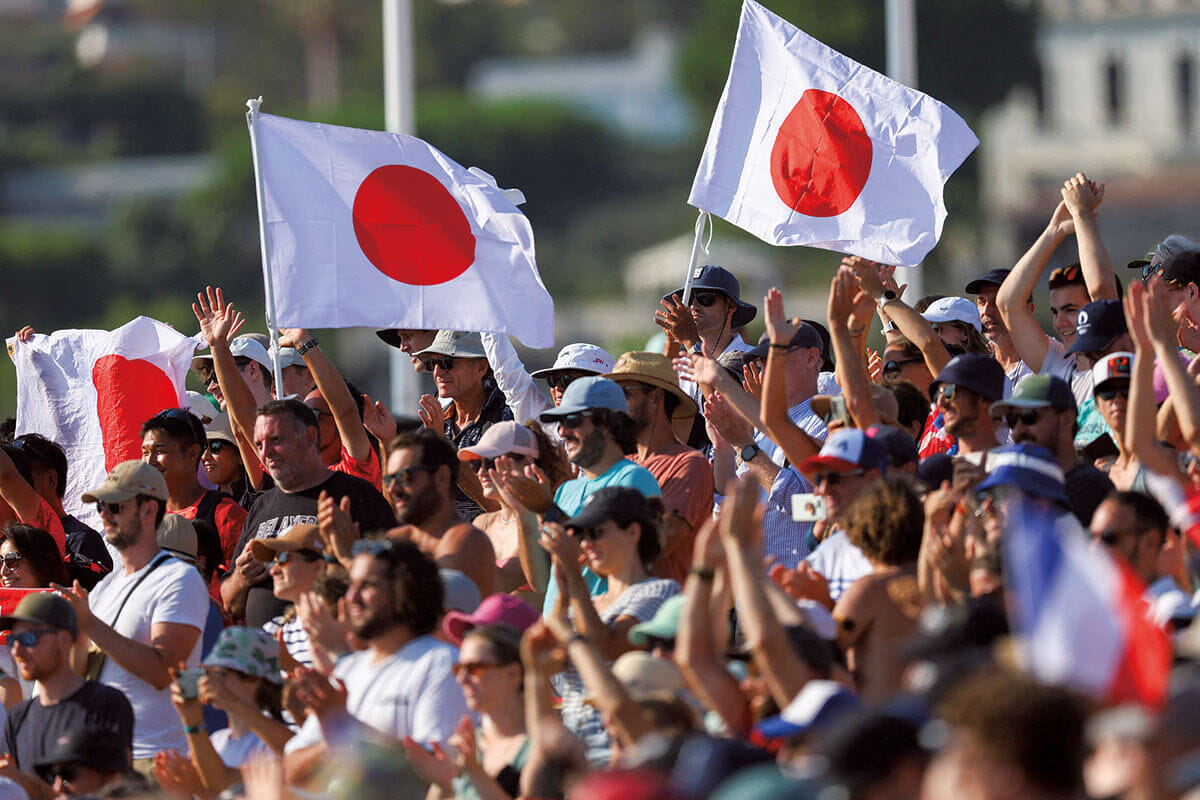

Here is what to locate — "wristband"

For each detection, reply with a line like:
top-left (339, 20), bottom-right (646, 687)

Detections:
top-left (184, 724), bottom-right (203, 735)
top-left (689, 566), bottom-right (715, 581)
top-left (297, 337), bottom-right (320, 356)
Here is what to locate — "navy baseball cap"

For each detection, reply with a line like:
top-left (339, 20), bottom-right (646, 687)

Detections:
top-left (866, 425), bottom-right (918, 468)
top-left (664, 265), bottom-right (757, 327)
top-left (539, 376), bottom-right (627, 420)
top-left (746, 324), bottom-right (824, 361)
top-left (964, 268), bottom-right (1011, 295)
top-left (1066, 300), bottom-right (1127, 355)
top-left (930, 353), bottom-right (1005, 403)
top-left (975, 444), bottom-right (1068, 506)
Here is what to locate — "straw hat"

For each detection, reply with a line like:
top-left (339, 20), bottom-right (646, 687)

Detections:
top-left (604, 351), bottom-right (699, 421)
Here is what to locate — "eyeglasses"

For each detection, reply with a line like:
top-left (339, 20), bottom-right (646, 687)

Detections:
top-left (557, 412), bottom-right (592, 430)
top-left (812, 469), bottom-right (866, 487)
top-left (205, 440), bottom-right (232, 455)
top-left (272, 549), bottom-right (322, 566)
top-left (95, 500), bottom-right (131, 516)
top-left (1003, 409), bottom-right (1044, 428)
top-left (687, 290), bottom-right (721, 308)
top-left (470, 453), bottom-right (529, 472)
top-left (8, 628), bottom-right (58, 649)
top-left (422, 356), bottom-right (457, 372)
top-left (0, 553), bottom-right (24, 571)
top-left (545, 372), bottom-right (585, 391)
top-left (1096, 384), bottom-right (1130, 401)
top-left (383, 465), bottom-right (439, 487)
top-left (453, 660), bottom-right (504, 680)
top-left (935, 384), bottom-right (958, 404)
top-left (883, 358), bottom-right (920, 375)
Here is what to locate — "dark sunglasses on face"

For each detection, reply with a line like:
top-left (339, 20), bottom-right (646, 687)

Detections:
top-left (422, 356), bottom-right (457, 372)
top-left (383, 465), bottom-right (439, 487)
top-left (0, 553), bottom-right (24, 570)
top-left (813, 469), bottom-right (866, 487)
top-left (470, 453), bottom-right (529, 472)
top-left (1003, 409), bottom-right (1044, 428)
top-left (558, 412), bottom-right (593, 430)
top-left (95, 500), bottom-right (130, 516)
top-left (936, 384), bottom-right (958, 404)
top-left (453, 660), bottom-right (503, 680)
top-left (546, 372), bottom-right (585, 391)
top-left (272, 549), bottom-right (322, 566)
top-left (8, 628), bottom-right (57, 649)
top-left (204, 440), bottom-right (231, 455)
top-left (47, 763), bottom-right (86, 785)
top-left (688, 290), bottom-right (721, 308)
top-left (883, 358), bottom-right (920, 375)
top-left (1096, 384), bottom-right (1130, 401)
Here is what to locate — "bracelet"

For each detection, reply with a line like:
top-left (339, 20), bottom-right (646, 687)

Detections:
top-left (566, 634), bottom-right (587, 646)
top-left (296, 337), bottom-right (320, 356)
top-left (689, 566), bottom-right (715, 581)
top-left (183, 724), bottom-right (203, 735)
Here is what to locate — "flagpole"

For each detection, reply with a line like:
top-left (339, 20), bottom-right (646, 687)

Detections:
top-left (246, 96), bottom-right (286, 396)
top-left (886, 0), bottom-right (923, 303)
top-left (680, 210), bottom-right (710, 307)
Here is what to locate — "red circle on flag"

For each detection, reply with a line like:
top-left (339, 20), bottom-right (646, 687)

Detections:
top-left (352, 165), bottom-right (476, 285)
top-left (770, 89), bottom-right (873, 218)
top-left (92, 355), bottom-right (180, 471)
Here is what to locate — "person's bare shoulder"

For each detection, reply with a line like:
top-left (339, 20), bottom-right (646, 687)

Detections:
top-left (443, 522), bottom-right (497, 558)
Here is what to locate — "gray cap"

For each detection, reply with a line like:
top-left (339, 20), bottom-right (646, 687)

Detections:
top-left (416, 331), bottom-right (487, 360)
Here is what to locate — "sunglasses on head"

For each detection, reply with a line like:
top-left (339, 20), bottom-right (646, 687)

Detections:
top-left (470, 453), bottom-right (529, 472)
top-left (687, 290), bottom-right (721, 308)
top-left (383, 464), bottom-right (438, 487)
top-left (557, 411), bottom-right (593, 430)
top-left (813, 469), bottom-right (866, 487)
top-left (10, 437), bottom-right (58, 466)
top-left (272, 549), bottom-right (321, 566)
top-left (422, 356), bottom-right (457, 372)
top-left (1049, 265), bottom-right (1081, 284)
top-left (151, 408), bottom-right (204, 445)
top-left (8, 628), bottom-right (57, 649)
top-left (1003, 409), bottom-right (1044, 428)
top-left (1096, 384), bottom-right (1130, 401)
top-left (0, 553), bottom-right (24, 571)
top-left (545, 372), bottom-right (585, 391)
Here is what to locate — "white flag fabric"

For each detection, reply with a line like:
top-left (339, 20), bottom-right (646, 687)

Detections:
top-left (9, 316), bottom-right (199, 527)
top-left (689, 0), bottom-right (979, 266)
top-left (251, 111), bottom-right (555, 347)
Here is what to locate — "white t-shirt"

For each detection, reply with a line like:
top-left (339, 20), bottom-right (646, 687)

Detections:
top-left (210, 727), bottom-right (273, 768)
top-left (88, 552), bottom-right (208, 759)
top-left (804, 529), bottom-right (873, 602)
top-left (284, 635), bottom-right (466, 754)
top-left (1040, 338), bottom-right (1092, 406)
top-left (680, 334), bottom-right (753, 403)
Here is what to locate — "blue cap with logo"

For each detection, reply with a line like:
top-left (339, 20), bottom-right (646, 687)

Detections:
top-left (1065, 299), bottom-right (1127, 355)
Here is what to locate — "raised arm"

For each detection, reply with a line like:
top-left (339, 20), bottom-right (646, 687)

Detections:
top-left (759, 288), bottom-right (821, 466)
top-left (845, 258), bottom-right (951, 376)
top-left (1144, 279), bottom-right (1200, 463)
top-left (0, 448), bottom-right (42, 528)
top-left (1124, 284), bottom-right (1184, 480)
top-left (997, 202), bottom-right (1074, 373)
top-left (1062, 173), bottom-right (1119, 302)
top-left (480, 333), bottom-right (552, 426)
top-left (279, 329), bottom-right (372, 462)
top-left (826, 270), bottom-right (881, 429)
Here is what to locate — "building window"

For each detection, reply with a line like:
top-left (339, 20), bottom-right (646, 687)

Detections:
top-left (1178, 54), bottom-right (1194, 137)
top-left (1105, 57), bottom-right (1123, 126)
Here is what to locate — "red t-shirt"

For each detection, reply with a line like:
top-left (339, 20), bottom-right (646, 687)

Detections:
top-left (331, 445), bottom-right (383, 489)
top-left (22, 496), bottom-right (66, 556)
top-left (632, 447), bottom-right (715, 583)
top-left (174, 492), bottom-right (248, 604)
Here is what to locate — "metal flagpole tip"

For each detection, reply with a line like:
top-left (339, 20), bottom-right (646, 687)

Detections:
top-left (245, 96), bottom-right (263, 116)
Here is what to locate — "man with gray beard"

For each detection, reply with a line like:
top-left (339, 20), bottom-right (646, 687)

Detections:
top-left (529, 377), bottom-right (662, 614)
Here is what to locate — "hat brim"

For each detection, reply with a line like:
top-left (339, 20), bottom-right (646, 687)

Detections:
top-left (530, 365), bottom-right (606, 380)
top-left (662, 287), bottom-right (757, 328)
top-left (989, 398), bottom-right (1055, 417)
top-left (539, 402), bottom-right (591, 421)
top-left (1126, 258), bottom-right (1151, 271)
top-left (964, 278), bottom-right (1003, 294)
top-left (249, 538), bottom-right (308, 562)
top-left (206, 430), bottom-right (237, 445)
top-left (755, 714), bottom-right (808, 740)
top-left (975, 469), bottom-right (1068, 506)
top-left (1065, 331), bottom-right (1115, 356)
top-left (797, 455), bottom-right (858, 476)
top-left (202, 653), bottom-right (282, 684)
top-left (602, 372), bottom-right (699, 420)
top-left (441, 610), bottom-right (477, 646)
top-left (80, 486), bottom-right (138, 504)
top-left (628, 619), bottom-right (678, 647)
top-left (921, 311), bottom-right (982, 332)
top-left (375, 329), bottom-right (404, 349)
top-left (458, 441), bottom-right (538, 461)
top-left (0, 611), bottom-right (69, 635)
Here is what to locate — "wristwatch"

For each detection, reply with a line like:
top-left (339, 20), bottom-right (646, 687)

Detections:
top-left (881, 289), bottom-right (898, 303)
top-left (737, 443), bottom-right (759, 464)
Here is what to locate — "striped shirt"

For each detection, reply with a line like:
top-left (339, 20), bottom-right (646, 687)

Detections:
top-left (262, 615), bottom-right (314, 670)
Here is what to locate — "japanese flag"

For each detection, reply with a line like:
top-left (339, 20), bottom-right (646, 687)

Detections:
top-left (689, 0), bottom-right (978, 266)
top-left (9, 317), bottom-right (200, 527)
top-left (251, 110), bottom-right (555, 347)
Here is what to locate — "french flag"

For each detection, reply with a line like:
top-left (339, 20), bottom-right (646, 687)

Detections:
top-left (1004, 503), bottom-right (1172, 709)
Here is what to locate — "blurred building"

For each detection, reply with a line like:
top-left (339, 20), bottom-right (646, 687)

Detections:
top-left (467, 28), bottom-right (690, 142)
top-left (982, 0), bottom-right (1200, 267)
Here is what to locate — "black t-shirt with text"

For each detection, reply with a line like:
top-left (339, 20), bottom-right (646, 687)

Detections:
top-left (3, 680), bottom-right (134, 773)
top-left (233, 470), bottom-right (394, 627)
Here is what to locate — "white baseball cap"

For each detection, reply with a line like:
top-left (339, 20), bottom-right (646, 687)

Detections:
top-left (530, 343), bottom-right (616, 380)
top-left (922, 296), bottom-right (982, 333)
top-left (192, 336), bottom-right (273, 371)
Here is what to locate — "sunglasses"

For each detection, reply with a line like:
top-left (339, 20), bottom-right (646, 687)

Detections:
top-left (453, 660), bottom-right (504, 680)
top-left (1003, 409), bottom-right (1044, 428)
top-left (883, 358), bottom-right (920, 375)
top-left (687, 290), bottom-right (721, 308)
top-left (470, 453), bottom-right (529, 472)
top-left (10, 437), bottom-right (59, 466)
top-left (545, 372), bottom-right (585, 391)
top-left (422, 356), bottom-right (457, 372)
top-left (935, 384), bottom-right (958, 404)
top-left (0, 553), bottom-right (24, 571)
top-left (47, 763), bottom-right (88, 785)
top-left (204, 440), bottom-right (232, 455)
top-left (812, 469), bottom-right (866, 487)
top-left (383, 465), bottom-right (439, 487)
top-left (95, 500), bottom-right (131, 516)
top-left (569, 522), bottom-right (619, 542)
top-left (1096, 384), bottom-right (1130, 401)
top-left (151, 408), bottom-right (204, 445)
top-left (272, 549), bottom-right (321, 566)
top-left (557, 412), bottom-right (592, 430)
top-left (1049, 265), bottom-right (1081, 284)
top-left (8, 628), bottom-right (57, 649)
